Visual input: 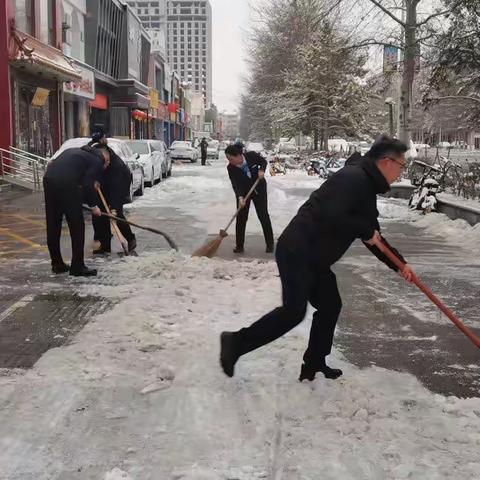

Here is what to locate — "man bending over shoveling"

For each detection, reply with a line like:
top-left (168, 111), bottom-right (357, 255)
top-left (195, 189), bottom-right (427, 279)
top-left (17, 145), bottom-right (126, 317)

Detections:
top-left (220, 136), bottom-right (414, 381)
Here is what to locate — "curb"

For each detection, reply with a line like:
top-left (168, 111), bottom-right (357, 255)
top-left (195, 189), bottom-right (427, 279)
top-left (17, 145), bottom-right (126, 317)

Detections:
top-left (388, 183), bottom-right (480, 227)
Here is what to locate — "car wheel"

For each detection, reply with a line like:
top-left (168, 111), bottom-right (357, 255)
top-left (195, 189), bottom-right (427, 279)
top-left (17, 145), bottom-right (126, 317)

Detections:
top-left (126, 181), bottom-right (134, 204)
top-left (146, 169), bottom-right (154, 187)
top-left (135, 176), bottom-right (145, 196)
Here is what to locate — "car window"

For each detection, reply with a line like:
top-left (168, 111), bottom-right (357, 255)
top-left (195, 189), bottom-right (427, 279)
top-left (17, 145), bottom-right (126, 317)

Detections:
top-left (126, 141), bottom-right (149, 155)
top-left (172, 141), bottom-right (191, 148)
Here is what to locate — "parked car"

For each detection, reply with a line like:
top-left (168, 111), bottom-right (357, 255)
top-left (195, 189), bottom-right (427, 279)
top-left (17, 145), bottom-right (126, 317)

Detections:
top-left (150, 140), bottom-right (172, 177)
top-left (219, 140), bottom-right (231, 150)
top-left (169, 140), bottom-right (198, 163)
top-left (207, 140), bottom-right (220, 159)
top-left (327, 158), bottom-right (347, 178)
top-left (50, 137), bottom-right (145, 202)
top-left (437, 141), bottom-right (452, 149)
top-left (126, 140), bottom-right (165, 187)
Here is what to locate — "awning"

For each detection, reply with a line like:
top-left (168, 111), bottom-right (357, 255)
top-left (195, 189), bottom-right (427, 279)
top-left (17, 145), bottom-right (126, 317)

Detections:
top-left (9, 29), bottom-right (82, 82)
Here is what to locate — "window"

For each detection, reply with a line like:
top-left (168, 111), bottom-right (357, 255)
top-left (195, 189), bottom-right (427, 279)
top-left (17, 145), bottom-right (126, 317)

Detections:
top-left (15, 0), bottom-right (34, 34)
top-left (38, 0), bottom-right (55, 45)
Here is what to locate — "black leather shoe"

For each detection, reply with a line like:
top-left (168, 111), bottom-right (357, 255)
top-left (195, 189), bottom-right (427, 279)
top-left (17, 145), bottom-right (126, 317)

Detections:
top-left (220, 332), bottom-right (239, 378)
top-left (52, 263), bottom-right (70, 274)
top-left (93, 247), bottom-right (111, 255)
top-left (128, 238), bottom-right (137, 252)
top-left (299, 362), bottom-right (343, 382)
top-left (70, 266), bottom-right (98, 277)
top-left (233, 246), bottom-right (244, 254)
top-left (266, 245), bottom-right (274, 253)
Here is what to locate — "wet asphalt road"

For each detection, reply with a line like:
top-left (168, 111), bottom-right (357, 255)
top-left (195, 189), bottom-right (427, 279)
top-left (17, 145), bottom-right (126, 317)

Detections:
top-left (0, 168), bottom-right (478, 398)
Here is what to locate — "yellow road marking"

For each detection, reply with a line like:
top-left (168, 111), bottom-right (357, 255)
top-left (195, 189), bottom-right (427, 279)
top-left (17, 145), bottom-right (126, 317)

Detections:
top-left (12, 214), bottom-right (46, 228)
top-left (0, 227), bottom-right (48, 252)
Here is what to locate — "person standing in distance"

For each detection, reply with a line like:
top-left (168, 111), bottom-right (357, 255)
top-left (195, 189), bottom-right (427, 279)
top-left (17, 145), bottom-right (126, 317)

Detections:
top-left (225, 144), bottom-right (274, 254)
top-left (220, 136), bottom-right (414, 381)
top-left (43, 145), bottom-right (108, 276)
top-left (200, 137), bottom-right (208, 166)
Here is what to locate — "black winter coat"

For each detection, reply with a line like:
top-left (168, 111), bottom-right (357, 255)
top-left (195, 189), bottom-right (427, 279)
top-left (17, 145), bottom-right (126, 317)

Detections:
top-left (227, 151), bottom-right (268, 199)
top-left (44, 147), bottom-right (104, 206)
top-left (279, 159), bottom-right (405, 271)
top-left (103, 149), bottom-right (133, 208)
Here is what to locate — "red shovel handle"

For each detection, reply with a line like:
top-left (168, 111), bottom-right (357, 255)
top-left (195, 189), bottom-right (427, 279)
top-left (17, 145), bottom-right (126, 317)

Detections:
top-left (376, 240), bottom-right (480, 349)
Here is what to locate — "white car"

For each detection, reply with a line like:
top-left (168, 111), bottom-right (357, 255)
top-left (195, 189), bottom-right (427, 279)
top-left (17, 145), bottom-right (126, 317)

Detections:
top-left (126, 140), bottom-right (165, 187)
top-left (50, 137), bottom-right (145, 201)
top-left (169, 140), bottom-right (198, 163)
top-left (207, 140), bottom-right (220, 159)
top-left (437, 141), bottom-right (452, 149)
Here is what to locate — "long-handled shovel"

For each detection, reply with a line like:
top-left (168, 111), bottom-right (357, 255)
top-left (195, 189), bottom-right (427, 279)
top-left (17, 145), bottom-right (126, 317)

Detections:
top-left (96, 186), bottom-right (129, 255)
top-left (192, 178), bottom-right (261, 258)
top-left (377, 239), bottom-right (480, 349)
top-left (83, 206), bottom-right (178, 251)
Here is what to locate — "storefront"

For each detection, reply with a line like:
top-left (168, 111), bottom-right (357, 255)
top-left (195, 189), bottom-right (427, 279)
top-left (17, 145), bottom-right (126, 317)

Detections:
top-left (9, 29), bottom-right (81, 156)
top-left (63, 62), bottom-right (95, 139)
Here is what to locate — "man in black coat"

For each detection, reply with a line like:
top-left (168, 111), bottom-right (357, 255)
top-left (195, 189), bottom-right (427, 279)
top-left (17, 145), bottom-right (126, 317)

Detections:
top-left (220, 136), bottom-right (414, 381)
top-left (225, 144), bottom-right (274, 254)
top-left (200, 138), bottom-right (208, 166)
top-left (86, 143), bottom-right (137, 254)
top-left (43, 147), bottom-right (106, 276)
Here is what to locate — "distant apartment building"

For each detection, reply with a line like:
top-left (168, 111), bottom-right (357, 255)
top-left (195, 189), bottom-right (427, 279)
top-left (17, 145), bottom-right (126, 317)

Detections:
top-left (222, 112), bottom-right (240, 140)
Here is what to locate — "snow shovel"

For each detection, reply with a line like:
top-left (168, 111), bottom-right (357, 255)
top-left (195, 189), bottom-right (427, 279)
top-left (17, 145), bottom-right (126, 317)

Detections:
top-left (376, 239), bottom-right (480, 349)
top-left (192, 178), bottom-right (261, 258)
top-left (83, 206), bottom-right (178, 251)
top-left (96, 186), bottom-right (129, 255)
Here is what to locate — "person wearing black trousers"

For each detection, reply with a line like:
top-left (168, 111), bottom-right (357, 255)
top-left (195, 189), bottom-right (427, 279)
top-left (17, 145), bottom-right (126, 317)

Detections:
top-left (220, 136), bottom-right (415, 382)
top-left (43, 147), bottom-right (106, 276)
top-left (84, 143), bottom-right (137, 255)
top-left (225, 144), bottom-right (274, 254)
top-left (200, 137), bottom-right (208, 166)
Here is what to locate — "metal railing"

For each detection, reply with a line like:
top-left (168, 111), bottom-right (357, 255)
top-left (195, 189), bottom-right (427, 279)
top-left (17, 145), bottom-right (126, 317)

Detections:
top-left (0, 147), bottom-right (47, 191)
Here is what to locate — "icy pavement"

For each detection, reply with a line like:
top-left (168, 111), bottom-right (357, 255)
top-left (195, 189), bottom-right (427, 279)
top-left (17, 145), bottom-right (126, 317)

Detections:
top-left (0, 159), bottom-right (479, 479)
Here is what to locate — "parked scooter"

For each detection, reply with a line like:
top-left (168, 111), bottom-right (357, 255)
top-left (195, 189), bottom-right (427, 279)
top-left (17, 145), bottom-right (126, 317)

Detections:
top-left (269, 158), bottom-right (287, 176)
top-left (408, 163), bottom-right (441, 213)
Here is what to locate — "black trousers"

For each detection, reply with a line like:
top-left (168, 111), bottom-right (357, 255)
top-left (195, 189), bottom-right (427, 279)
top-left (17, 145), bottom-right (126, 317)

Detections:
top-left (201, 150), bottom-right (207, 165)
top-left (93, 204), bottom-right (135, 250)
top-left (43, 178), bottom-right (86, 270)
top-left (235, 241), bottom-right (342, 368)
top-left (235, 189), bottom-right (274, 249)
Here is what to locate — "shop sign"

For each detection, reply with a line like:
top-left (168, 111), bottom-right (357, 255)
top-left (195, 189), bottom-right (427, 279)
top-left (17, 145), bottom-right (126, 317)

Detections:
top-left (63, 65), bottom-right (95, 100)
top-left (31, 87), bottom-right (50, 107)
top-left (150, 89), bottom-right (159, 109)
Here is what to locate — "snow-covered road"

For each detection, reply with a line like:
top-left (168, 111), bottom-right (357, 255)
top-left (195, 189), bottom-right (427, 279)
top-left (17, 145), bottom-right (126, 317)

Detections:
top-left (0, 159), bottom-right (479, 479)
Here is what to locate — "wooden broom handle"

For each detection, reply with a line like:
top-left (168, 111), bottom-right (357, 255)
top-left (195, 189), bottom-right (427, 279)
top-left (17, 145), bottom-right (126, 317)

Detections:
top-left (376, 239), bottom-right (480, 348)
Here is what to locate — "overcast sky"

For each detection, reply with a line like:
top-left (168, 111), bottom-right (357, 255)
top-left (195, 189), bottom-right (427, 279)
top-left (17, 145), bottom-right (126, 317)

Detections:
top-left (210, 0), bottom-right (250, 114)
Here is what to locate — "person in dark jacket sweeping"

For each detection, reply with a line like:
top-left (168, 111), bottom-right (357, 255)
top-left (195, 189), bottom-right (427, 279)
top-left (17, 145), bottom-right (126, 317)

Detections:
top-left (225, 144), bottom-right (274, 254)
top-left (43, 147), bottom-right (107, 276)
top-left (200, 137), bottom-right (208, 166)
top-left (220, 136), bottom-right (414, 381)
top-left (85, 141), bottom-right (137, 254)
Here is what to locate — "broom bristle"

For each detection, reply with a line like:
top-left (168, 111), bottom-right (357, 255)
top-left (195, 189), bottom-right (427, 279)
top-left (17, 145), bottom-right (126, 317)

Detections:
top-left (192, 235), bottom-right (224, 258)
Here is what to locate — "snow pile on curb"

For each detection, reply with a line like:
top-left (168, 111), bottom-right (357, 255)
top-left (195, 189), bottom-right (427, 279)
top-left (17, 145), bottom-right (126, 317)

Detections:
top-left (0, 252), bottom-right (478, 478)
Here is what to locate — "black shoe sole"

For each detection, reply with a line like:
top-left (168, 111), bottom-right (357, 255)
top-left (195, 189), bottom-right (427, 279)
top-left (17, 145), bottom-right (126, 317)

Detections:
top-left (52, 266), bottom-right (70, 274)
top-left (69, 270), bottom-right (98, 277)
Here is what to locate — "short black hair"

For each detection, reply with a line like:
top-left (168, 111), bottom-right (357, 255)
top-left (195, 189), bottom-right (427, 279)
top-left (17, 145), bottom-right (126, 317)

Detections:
top-left (367, 135), bottom-right (408, 161)
top-left (225, 144), bottom-right (243, 157)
